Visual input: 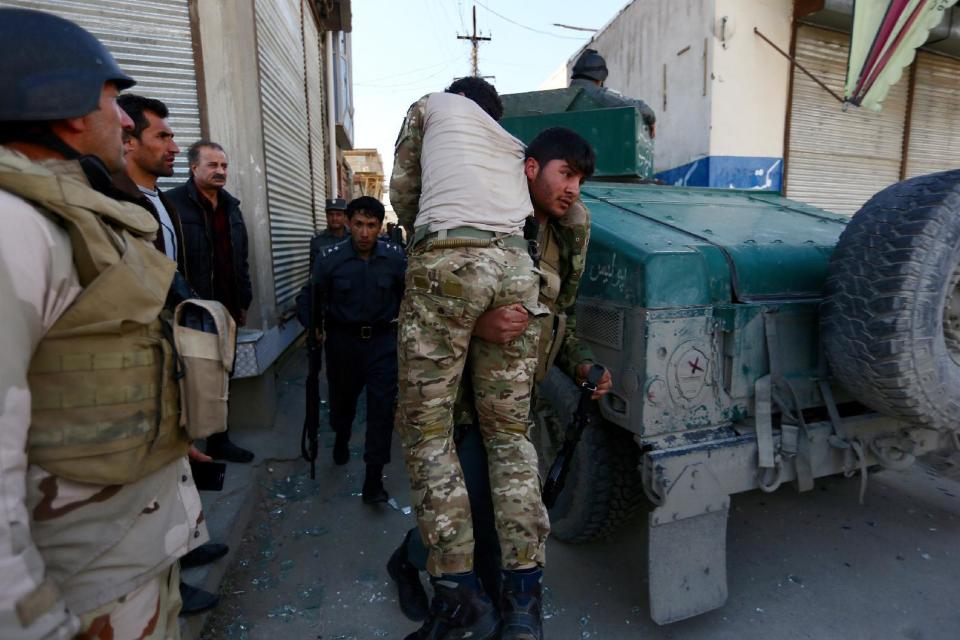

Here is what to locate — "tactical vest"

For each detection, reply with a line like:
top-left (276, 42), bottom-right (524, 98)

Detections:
top-left (535, 223), bottom-right (566, 382)
top-left (0, 153), bottom-right (190, 485)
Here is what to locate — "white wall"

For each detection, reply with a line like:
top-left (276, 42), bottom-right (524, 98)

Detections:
top-left (709, 0), bottom-right (792, 158)
top-left (573, 0), bottom-right (715, 172)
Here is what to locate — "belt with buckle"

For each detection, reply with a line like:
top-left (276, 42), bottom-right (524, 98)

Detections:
top-left (412, 226), bottom-right (528, 253)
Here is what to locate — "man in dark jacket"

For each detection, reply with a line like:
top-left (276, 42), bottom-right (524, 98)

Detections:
top-left (570, 48), bottom-right (656, 136)
top-left (167, 140), bottom-right (253, 325)
top-left (167, 140), bottom-right (254, 463)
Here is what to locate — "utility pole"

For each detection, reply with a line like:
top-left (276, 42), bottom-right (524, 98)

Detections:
top-left (457, 5), bottom-right (491, 77)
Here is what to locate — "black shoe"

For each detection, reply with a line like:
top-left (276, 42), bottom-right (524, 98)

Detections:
top-left (205, 433), bottom-right (254, 463)
top-left (180, 542), bottom-right (229, 569)
top-left (178, 582), bottom-right (219, 616)
top-left (362, 464), bottom-right (389, 504)
top-left (499, 569), bottom-right (543, 640)
top-left (405, 577), bottom-right (500, 640)
top-left (388, 533), bottom-right (429, 621)
top-left (333, 431), bottom-right (350, 465)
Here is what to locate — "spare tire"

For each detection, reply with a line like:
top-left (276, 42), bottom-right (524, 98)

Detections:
top-left (822, 169), bottom-right (960, 431)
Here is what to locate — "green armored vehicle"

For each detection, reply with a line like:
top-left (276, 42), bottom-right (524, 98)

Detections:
top-left (500, 88), bottom-right (960, 624)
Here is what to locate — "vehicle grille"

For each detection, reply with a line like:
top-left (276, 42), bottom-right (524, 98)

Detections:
top-left (576, 304), bottom-right (624, 349)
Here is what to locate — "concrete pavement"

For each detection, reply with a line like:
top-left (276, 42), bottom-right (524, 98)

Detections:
top-left (188, 345), bottom-right (960, 640)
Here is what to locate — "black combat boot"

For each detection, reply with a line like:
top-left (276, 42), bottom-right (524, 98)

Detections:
top-left (362, 464), bottom-right (389, 504)
top-left (387, 531), bottom-right (429, 621)
top-left (499, 567), bottom-right (543, 640)
top-left (205, 431), bottom-right (254, 463)
top-left (178, 581), bottom-right (219, 616)
top-left (332, 430), bottom-right (350, 465)
top-left (405, 574), bottom-right (500, 640)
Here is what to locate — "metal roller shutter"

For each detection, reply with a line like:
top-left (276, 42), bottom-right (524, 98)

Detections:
top-left (255, 0), bottom-right (315, 310)
top-left (303, 1), bottom-right (328, 232)
top-left (904, 52), bottom-right (960, 179)
top-left (0, 0), bottom-right (202, 189)
top-left (786, 26), bottom-right (908, 215)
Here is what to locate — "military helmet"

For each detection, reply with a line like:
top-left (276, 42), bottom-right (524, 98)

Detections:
top-left (571, 48), bottom-right (608, 83)
top-left (0, 8), bottom-right (135, 122)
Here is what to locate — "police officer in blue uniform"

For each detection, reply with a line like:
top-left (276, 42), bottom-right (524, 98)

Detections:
top-left (298, 196), bottom-right (405, 503)
top-left (309, 197), bottom-right (349, 268)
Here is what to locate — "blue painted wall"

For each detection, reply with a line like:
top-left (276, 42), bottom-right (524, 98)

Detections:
top-left (655, 156), bottom-right (783, 191)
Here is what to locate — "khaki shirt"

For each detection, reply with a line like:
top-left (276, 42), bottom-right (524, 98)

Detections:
top-left (0, 150), bottom-right (207, 638)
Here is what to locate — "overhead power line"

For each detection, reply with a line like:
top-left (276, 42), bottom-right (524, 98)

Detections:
top-left (357, 56), bottom-right (461, 85)
top-left (354, 61), bottom-right (460, 90)
top-left (473, 1), bottom-right (588, 40)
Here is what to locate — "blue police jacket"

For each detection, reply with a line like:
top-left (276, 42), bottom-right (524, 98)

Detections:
top-left (300, 238), bottom-right (406, 329)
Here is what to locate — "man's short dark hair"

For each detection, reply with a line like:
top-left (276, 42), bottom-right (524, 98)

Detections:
top-left (187, 140), bottom-right (226, 167)
top-left (445, 77), bottom-right (503, 122)
top-left (117, 94), bottom-right (169, 140)
top-left (346, 195), bottom-right (385, 223)
top-left (525, 127), bottom-right (596, 180)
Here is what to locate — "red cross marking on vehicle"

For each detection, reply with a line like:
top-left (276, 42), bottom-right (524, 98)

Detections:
top-left (689, 357), bottom-right (703, 374)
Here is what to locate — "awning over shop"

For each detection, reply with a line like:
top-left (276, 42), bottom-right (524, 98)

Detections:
top-left (844, 0), bottom-right (958, 110)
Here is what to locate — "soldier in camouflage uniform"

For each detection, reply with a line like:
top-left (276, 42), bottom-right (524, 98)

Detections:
top-left (0, 10), bottom-right (207, 639)
top-left (391, 76), bottom-right (545, 639)
top-left (389, 128), bottom-right (605, 639)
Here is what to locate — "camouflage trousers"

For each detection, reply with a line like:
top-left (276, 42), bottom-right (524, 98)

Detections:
top-left (76, 563), bottom-right (180, 640)
top-left (397, 244), bottom-right (551, 576)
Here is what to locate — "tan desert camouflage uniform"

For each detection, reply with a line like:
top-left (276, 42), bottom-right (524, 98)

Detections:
top-left (0, 147), bottom-right (206, 639)
top-left (392, 95), bottom-right (550, 576)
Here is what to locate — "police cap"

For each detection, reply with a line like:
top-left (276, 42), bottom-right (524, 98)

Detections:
top-left (326, 198), bottom-right (348, 211)
top-left (0, 9), bottom-right (136, 122)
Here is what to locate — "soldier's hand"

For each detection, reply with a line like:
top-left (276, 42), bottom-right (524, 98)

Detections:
top-left (474, 303), bottom-right (529, 343)
top-left (188, 444), bottom-right (213, 463)
top-left (577, 363), bottom-right (613, 399)
top-left (315, 329), bottom-right (325, 344)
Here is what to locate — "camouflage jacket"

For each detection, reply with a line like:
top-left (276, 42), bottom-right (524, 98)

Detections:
top-left (454, 201), bottom-right (595, 424)
top-left (0, 147), bottom-right (207, 639)
top-left (545, 200), bottom-right (594, 378)
top-left (389, 95), bottom-right (428, 235)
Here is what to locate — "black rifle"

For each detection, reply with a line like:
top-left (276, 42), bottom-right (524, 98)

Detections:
top-left (541, 364), bottom-right (606, 509)
top-left (300, 283), bottom-right (323, 479)
top-left (523, 216), bottom-right (540, 267)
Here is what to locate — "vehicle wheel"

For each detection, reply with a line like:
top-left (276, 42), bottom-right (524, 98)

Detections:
top-left (822, 168), bottom-right (960, 431)
top-left (533, 391), bottom-right (644, 542)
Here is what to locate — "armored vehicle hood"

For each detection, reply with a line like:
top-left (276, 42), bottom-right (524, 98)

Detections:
top-left (579, 183), bottom-right (849, 307)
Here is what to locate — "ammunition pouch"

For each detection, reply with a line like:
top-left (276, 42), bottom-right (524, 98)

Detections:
top-left (28, 319), bottom-right (190, 486)
top-left (173, 299), bottom-right (237, 439)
